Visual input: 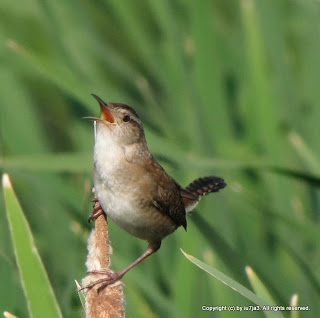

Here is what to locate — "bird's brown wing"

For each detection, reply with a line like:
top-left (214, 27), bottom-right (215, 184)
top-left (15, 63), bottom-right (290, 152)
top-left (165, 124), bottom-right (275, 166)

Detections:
top-left (152, 179), bottom-right (187, 230)
top-left (152, 199), bottom-right (187, 230)
top-left (145, 159), bottom-right (187, 230)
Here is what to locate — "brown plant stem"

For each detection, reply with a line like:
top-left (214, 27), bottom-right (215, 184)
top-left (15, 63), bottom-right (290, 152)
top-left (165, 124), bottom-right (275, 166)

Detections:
top-left (82, 202), bottom-right (125, 318)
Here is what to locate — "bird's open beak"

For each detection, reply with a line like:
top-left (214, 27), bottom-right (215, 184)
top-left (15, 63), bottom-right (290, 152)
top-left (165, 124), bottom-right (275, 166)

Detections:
top-left (83, 94), bottom-right (115, 123)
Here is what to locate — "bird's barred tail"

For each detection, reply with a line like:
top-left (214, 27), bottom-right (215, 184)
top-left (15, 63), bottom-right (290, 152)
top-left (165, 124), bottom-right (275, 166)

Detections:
top-left (186, 176), bottom-right (226, 199)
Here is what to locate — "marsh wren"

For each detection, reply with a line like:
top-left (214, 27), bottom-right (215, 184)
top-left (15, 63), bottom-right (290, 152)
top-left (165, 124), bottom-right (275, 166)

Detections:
top-left (84, 94), bottom-right (226, 288)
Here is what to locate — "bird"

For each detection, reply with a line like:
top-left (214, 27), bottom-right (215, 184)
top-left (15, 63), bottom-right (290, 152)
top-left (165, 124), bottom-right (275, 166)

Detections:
top-left (83, 94), bottom-right (226, 288)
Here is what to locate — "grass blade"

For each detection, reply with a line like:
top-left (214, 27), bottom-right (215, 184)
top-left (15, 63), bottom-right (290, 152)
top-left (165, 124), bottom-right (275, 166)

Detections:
top-left (266, 166), bottom-right (320, 188)
top-left (290, 294), bottom-right (299, 318)
top-left (3, 312), bottom-right (18, 318)
top-left (246, 266), bottom-right (279, 318)
top-left (75, 280), bottom-right (85, 310)
top-left (181, 250), bottom-right (284, 318)
top-left (2, 174), bottom-right (63, 318)
top-left (289, 132), bottom-right (320, 173)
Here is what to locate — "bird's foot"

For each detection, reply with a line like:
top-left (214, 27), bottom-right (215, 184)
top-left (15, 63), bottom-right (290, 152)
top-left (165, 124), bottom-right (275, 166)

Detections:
top-left (91, 197), bottom-right (99, 203)
top-left (88, 199), bottom-right (106, 222)
top-left (82, 270), bottom-right (124, 293)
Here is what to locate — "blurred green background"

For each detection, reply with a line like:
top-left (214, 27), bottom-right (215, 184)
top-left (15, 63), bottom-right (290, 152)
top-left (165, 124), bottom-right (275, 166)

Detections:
top-left (1, 0), bottom-right (320, 317)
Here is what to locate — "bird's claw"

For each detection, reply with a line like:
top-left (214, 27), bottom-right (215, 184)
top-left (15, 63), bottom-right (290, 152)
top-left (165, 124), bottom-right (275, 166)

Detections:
top-left (88, 199), bottom-right (106, 222)
top-left (81, 271), bottom-right (123, 293)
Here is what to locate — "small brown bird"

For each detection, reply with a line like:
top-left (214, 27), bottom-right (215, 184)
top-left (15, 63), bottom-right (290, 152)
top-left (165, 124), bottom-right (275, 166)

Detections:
top-left (84, 94), bottom-right (226, 287)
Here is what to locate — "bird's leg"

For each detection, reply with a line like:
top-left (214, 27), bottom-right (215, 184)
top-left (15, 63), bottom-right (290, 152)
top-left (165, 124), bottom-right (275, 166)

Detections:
top-left (84, 242), bottom-right (161, 292)
top-left (88, 196), bottom-right (106, 222)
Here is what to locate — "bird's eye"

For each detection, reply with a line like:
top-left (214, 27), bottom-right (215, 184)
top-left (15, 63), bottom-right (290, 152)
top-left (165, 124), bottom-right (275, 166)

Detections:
top-left (123, 115), bottom-right (131, 122)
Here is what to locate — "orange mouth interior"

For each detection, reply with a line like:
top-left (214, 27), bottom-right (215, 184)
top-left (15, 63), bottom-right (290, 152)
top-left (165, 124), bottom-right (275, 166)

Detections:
top-left (101, 106), bottom-right (115, 123)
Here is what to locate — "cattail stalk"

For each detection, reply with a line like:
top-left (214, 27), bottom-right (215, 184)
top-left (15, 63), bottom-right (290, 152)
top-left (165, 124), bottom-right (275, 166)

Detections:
top-left (82, 201), bottom-right (125, 318)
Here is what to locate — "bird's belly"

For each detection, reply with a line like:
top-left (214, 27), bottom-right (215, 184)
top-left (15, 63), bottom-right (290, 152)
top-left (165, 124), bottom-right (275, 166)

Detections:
top-left (95, 181), bottom-right (176, 242)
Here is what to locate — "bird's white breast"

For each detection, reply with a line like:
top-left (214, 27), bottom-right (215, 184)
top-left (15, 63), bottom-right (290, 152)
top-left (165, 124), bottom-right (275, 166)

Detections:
top-left (93, 125), bottom-right (160, 239)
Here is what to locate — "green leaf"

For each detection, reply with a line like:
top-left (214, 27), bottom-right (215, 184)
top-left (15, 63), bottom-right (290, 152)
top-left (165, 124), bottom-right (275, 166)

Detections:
top-left (266, 166), bottom-right (320, 188)
top-left (290, 294), bottom-right (299, 318)
top-left (246, 266), bottom-right (279, 318)
top-left (181, 250), bottom-right (284, 318)
top-left (3, 312), bottom-right (18, 318)
top-left (2, 173), bottom-right (63, 318)
top-left (75, 280), bottom-right (85, 310)
top-left (289, 132), bottom-right (320, 174)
